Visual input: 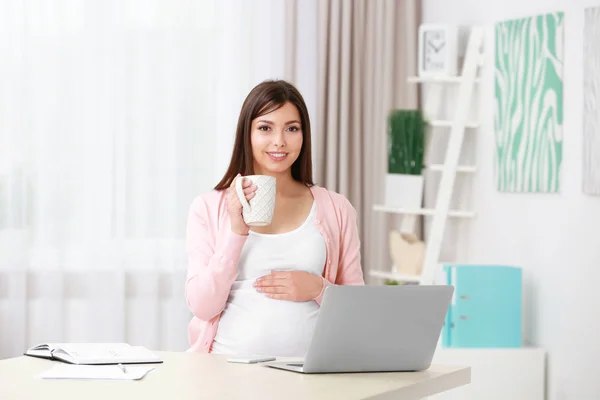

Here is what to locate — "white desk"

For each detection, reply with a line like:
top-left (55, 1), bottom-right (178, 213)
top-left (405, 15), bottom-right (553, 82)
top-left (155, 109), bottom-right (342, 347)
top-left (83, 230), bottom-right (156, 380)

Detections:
top-left (0, 351), bottom-right (470, 400)
top-left (430, 348), bottom-right (545, 399)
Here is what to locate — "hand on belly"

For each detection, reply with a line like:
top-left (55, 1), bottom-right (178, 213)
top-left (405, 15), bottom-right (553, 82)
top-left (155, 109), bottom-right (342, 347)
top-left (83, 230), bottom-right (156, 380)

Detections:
top-left (252, 270), bottom-right (324, 302)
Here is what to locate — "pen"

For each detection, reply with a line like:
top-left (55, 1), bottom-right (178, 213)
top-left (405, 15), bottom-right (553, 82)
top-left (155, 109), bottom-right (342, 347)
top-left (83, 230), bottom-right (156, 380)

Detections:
top-left (117, 363), bottom-right (127, 374)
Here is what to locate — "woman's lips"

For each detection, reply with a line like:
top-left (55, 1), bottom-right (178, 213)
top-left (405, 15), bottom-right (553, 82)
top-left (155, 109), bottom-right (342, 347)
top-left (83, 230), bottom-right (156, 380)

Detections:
top-left (267, 152), bottom-right (288, 162)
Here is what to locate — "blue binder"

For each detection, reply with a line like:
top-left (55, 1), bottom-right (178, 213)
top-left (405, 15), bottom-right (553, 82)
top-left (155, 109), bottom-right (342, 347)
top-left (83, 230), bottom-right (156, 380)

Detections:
top-left (442, 264), bottom-right (522, 348)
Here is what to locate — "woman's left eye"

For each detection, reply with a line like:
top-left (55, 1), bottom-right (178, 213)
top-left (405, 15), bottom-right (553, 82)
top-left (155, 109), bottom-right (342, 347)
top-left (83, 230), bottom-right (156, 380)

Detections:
top-left (287, 126), bottom-right (300, 132)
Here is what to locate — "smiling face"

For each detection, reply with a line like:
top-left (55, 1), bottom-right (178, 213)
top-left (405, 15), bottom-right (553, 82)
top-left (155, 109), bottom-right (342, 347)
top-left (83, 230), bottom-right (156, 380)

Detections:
top-left (213, 80), bottom-right (315, 191)
top-left (250, 101), bottom-right (303, 177)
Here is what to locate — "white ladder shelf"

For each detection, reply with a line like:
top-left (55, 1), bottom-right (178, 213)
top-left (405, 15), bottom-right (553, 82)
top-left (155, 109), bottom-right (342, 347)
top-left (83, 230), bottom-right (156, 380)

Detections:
top-left (371, 26), bottom-right (485, 285)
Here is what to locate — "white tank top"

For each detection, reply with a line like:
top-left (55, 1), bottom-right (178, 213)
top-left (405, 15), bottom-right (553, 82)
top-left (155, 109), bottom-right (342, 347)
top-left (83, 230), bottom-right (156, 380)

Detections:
top-left (211, 202), bottom-right (326, 357)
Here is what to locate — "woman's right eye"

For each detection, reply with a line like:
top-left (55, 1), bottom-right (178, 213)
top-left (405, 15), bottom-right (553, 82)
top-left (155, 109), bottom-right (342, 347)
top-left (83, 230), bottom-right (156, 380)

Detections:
top-left (258, 126), bottom-right (270, 131)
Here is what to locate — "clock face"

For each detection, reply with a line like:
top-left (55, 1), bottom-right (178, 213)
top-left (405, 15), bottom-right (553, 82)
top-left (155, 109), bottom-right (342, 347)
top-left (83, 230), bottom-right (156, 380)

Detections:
top-left (423, 30), bottom-right (446, 71)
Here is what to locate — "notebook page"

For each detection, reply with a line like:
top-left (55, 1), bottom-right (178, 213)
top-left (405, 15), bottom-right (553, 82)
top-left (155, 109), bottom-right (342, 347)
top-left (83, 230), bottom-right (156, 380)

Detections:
top-left (55, 343), bottom-right (160, 363)
top-left (57, 343), bottom-right (132, 359)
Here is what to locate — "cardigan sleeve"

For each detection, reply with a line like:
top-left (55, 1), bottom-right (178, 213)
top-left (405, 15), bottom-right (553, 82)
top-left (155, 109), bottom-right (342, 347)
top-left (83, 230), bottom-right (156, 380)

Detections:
top-left (314, 195), bottom-right (365, 305)
top-left (184, 196), bottom-right (248, 321)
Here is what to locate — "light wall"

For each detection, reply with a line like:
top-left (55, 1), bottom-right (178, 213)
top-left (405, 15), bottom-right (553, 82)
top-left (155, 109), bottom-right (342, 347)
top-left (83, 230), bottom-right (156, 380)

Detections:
top-left (422, 0), bottom-right (600, 398)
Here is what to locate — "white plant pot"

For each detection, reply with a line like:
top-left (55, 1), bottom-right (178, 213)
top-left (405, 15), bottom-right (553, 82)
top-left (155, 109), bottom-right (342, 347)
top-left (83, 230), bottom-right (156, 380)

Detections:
top-left (384, 173), bottom-right (424, 209)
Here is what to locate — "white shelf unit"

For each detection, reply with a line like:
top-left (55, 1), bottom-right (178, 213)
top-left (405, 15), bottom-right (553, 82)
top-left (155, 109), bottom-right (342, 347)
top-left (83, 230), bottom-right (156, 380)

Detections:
top-left (407, 76), bottom-right (481, 84)
top-left (372, 205), bottom-right (475, 219)
top-left (369, 270), bottom-right (421, 283)
top-left (429, 120), bottom-right (480, 129)
top-left (371, 26), bottom-right (485, 285)
top-left (425, 164), bottom-right (476, 173)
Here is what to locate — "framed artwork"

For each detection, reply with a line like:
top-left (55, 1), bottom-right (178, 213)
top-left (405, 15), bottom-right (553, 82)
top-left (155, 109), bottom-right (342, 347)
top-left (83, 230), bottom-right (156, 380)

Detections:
top-left (584, 6), bottom-right (600, 196)
top-left (494, 12), bottom-right (564, 193)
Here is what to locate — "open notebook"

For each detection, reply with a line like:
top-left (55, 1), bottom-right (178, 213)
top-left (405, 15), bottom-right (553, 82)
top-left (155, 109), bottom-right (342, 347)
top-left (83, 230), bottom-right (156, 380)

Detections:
top-left (24, 343), bottom-right (163, 365)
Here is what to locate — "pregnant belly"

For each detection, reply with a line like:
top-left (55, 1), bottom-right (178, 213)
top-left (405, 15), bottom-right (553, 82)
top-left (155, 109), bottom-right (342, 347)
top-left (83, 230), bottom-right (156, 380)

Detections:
top-left (212, 281), bottom-right (320, 357)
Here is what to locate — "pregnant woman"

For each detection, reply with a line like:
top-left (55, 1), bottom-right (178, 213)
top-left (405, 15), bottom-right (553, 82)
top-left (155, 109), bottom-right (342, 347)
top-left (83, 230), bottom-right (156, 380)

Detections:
top-left (185, 79), bottom-right (364, 357)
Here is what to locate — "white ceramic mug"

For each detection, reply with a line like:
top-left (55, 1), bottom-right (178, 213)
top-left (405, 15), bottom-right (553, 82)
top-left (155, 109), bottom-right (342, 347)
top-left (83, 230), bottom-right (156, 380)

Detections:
top-left (235, 175), bottom-right (276, 226)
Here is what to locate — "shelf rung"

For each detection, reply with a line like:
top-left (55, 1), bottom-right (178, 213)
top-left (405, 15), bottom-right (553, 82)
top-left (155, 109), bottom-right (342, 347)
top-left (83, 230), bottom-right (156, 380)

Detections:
top-left (407, 76), bottom-right (481, 84)
top-left (372, 205), bottom-right (476, 218)
top-left (429, 120), bottom-right (479, 129)
top-left (425, 164), bottom-right (477, 173)
top-left (369, 270), bottom-right (421, 283)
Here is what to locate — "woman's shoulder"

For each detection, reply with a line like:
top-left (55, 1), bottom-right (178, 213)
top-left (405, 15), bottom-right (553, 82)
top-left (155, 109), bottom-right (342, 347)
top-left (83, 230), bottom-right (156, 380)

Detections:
top-left (189, 188), bottom-right (227, 215)
top-left (310, 185), bottom-right (357, 216)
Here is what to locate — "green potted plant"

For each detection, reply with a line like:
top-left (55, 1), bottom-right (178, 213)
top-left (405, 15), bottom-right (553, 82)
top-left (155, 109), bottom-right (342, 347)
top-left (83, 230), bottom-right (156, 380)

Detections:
top-left (385, 109), bottom-right (426, 209)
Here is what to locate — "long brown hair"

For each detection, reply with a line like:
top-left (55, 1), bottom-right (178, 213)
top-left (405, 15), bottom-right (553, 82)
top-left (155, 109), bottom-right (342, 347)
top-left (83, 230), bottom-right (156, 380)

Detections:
top-left (214, 80), bottom-right (314, 190)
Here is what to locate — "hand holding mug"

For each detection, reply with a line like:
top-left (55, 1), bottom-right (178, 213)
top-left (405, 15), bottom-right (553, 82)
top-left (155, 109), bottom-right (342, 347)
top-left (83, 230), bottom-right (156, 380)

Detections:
top-left (234, 175), bottom-right (276, 227)
top-left (227, 174), bottom-right (257, 236)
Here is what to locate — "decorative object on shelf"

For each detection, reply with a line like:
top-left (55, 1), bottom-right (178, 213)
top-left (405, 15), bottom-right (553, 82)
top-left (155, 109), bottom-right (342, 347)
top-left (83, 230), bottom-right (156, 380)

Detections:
top-left (389, 231), bottom-right (424, 277)
top-left (583, 6), bottom-right (600, 196)
top-left (418, 24), bottom-right (458, 77)
top-left (442, 264), bottom-right (522, 348)
top-left (494, 12), bottom-right (564, 193)
top-left (384, 109), bottom-right (426, 210)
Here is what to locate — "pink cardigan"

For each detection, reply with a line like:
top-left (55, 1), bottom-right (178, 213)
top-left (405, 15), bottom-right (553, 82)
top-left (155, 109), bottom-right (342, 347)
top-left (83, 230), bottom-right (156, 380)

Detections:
top-left (184, 184), bottom-right (365, 353)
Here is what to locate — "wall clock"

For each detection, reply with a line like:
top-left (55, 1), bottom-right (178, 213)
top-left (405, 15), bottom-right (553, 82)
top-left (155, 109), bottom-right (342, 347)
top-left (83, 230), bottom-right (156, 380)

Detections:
top-left (418, 24), bottom-right (458, 77)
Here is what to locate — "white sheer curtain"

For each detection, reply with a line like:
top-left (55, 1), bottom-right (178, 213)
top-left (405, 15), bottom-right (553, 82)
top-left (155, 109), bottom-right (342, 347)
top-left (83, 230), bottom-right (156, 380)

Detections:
top-left (0, 0), bottom-right (317, 359)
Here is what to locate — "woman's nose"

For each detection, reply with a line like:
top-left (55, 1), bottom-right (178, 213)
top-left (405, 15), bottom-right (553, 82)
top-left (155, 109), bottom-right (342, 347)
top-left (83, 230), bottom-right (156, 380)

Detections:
top-left (272, 130), bottom-right (286, 147)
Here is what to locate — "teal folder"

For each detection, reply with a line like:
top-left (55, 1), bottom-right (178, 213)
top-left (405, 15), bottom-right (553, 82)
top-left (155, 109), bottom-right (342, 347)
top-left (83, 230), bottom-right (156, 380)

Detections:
top-left (442, 264), bottom-right (522, 348)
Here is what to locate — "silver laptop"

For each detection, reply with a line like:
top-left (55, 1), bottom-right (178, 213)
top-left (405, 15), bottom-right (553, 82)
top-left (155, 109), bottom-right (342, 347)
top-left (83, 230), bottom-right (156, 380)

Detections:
top-left (264, 284), bottom-right (454, 374)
